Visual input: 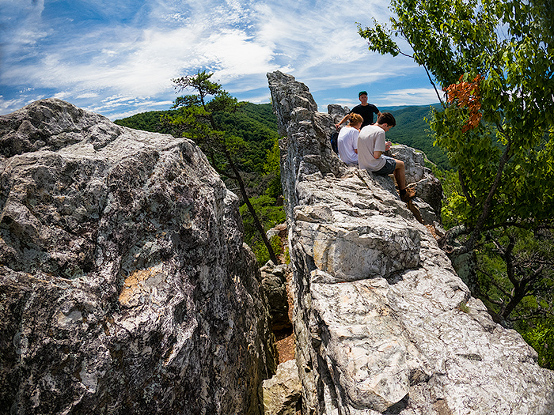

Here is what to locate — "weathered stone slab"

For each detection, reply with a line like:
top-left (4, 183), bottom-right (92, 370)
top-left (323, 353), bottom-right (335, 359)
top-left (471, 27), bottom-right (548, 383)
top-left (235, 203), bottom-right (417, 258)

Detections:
top-left (262, 359), bottom-right (302, 415)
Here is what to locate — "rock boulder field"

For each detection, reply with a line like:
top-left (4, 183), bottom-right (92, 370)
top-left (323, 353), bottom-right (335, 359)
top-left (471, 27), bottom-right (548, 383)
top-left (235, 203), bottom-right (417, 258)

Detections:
top-left (0, 99), bottom-right (275, 414)
top-left (267, 70), bottom-right (554, 415)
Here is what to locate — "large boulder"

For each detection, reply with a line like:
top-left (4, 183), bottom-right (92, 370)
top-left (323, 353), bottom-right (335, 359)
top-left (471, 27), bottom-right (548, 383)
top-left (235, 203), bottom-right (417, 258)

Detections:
top-left (0, 99), bottom-right (276, 414)
top-left (267, 71), bottom-right (554, 415)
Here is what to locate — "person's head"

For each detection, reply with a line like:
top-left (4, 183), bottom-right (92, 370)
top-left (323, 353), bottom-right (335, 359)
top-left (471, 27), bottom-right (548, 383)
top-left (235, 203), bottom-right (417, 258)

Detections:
top-left (377, 112), bottom-right (396, 129)
top-left (358, 91), bottom-right (368, 104)
top-left (349, 113), bottom-right (363, 128)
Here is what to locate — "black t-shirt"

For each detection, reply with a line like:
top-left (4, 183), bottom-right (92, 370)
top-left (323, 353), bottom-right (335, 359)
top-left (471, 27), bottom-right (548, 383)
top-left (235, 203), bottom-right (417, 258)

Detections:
top-left (351, 104), bottom-right (379, 127)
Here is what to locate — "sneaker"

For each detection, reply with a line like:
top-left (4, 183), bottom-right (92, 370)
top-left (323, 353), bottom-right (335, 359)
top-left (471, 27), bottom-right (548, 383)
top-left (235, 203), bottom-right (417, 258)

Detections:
top-left (400, 187), bottom-right (416, 202)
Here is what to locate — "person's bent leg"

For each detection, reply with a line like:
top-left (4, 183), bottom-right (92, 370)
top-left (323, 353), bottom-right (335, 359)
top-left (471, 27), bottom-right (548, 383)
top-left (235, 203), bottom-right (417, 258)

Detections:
top-left (393, 159), bottom-right (406, 190)
top-left (394, 159), bottom-right (415, 202)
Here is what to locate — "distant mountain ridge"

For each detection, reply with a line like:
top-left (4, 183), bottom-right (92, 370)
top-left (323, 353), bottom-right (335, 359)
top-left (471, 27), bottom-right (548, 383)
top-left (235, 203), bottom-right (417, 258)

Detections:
top-left (115, 102), bottom-right (450, 170)
top-left (383, 103), bottom-right (448, 169)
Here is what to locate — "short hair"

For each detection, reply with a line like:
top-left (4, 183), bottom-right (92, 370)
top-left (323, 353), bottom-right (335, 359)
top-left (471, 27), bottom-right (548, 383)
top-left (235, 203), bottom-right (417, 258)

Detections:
top-left (377, 112), bottom-right (396, 127)
top-left (358, 91), bottom-right (368, 97)
top-left (349, 113), bottom-right (363, 126)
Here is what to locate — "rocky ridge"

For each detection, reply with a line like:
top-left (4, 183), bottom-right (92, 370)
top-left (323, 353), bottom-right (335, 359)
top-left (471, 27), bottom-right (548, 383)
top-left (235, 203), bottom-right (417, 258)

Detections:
top-left (0, 99), bottom-right (275, 414)
top-left (267, 70), bottom-right (554, 415)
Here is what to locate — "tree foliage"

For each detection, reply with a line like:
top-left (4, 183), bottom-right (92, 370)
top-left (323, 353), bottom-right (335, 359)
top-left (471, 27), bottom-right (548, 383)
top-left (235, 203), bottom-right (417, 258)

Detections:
top-left (521, 318), bottom-right (554, 370)
top-left (476, 227), bottom-right (554, 322)
top-left (166, 70), bottom-right (280, 264)
top-left (115, 103), bottom-right (280, 175)
top-left (359, 0), bottom-right (554, 366)
top-left (239, 195), bottom-right (286, 264)
top-left (360, 0), bottom-right (554, 247)
top-left (114, 110), bottom-right (176, 134)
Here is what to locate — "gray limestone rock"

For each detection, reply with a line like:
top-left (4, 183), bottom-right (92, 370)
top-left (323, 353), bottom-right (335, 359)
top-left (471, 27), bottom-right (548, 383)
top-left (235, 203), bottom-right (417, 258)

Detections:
top-left (388, 144), bottom-right (443, 217)
top-left (260, 261), bottom-right (292, 331)
top-left (0, 99), bottom-right (276, 414)
top-left (262, 359), bottom-right (302, 415)
top-left (327, 104), bottom-right (349, 124)
top-left (267, 71), bottom-right (554, 415)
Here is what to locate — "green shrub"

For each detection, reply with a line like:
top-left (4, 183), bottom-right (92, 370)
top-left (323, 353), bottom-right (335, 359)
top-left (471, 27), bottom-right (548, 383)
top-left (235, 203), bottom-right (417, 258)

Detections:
top-left (520, 320), bottom-right (554, 370)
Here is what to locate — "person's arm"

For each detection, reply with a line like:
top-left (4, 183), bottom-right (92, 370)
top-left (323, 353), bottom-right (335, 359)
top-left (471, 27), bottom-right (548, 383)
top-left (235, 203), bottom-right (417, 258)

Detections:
top-left (335, 113), bottom-right (350, 129)
top-left (373, 131), bottom-right (387, 159)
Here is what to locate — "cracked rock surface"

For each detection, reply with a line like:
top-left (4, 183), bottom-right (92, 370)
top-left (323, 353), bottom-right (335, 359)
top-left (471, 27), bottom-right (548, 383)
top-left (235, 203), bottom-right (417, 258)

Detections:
top-left (268, 70), bottom-right (554, 415)
top-left (0, 99), bottom-right (275, 414)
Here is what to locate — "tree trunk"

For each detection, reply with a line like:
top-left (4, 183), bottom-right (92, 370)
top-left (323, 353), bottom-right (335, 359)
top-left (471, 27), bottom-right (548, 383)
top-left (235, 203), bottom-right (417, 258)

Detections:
top-left (224, 148), bottom-right (279, 265)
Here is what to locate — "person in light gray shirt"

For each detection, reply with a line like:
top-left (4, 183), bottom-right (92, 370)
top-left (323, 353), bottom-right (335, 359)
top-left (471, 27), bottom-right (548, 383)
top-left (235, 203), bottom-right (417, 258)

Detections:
top-left (357, 112), bottom-right (415, 202)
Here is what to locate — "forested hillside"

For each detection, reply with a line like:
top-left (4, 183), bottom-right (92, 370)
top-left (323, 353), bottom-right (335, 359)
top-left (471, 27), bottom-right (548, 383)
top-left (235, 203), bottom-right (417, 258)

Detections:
top-left (115, 102), bottom-right (446, 263)
top-left (115, 103), bottom-right (280, 184)
top-left (383, 103), bottom-right (450, 169)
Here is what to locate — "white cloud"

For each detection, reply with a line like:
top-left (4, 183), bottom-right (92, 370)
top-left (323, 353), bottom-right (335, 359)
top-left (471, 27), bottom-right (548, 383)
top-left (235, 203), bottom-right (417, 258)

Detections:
top-left (0, 0), bottom-right (433, 118)
top-left (0, 96), bottom-right (25, 114)
top-left (380, 88), bottom-right (442, 106)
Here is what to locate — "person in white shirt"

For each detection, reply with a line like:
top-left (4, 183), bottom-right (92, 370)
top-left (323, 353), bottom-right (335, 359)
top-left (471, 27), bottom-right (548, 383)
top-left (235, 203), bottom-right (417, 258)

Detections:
top-left (337, 113), bottom-right (363, 165)
top-left (357, 112), bottom-right (415, 202)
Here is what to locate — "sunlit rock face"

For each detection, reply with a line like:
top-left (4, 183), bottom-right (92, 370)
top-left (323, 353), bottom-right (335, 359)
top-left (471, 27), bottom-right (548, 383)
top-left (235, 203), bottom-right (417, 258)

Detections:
top-left (268, 71), bottom-right (554, 415)
top-left (0, 99), bottom-right (276, 415)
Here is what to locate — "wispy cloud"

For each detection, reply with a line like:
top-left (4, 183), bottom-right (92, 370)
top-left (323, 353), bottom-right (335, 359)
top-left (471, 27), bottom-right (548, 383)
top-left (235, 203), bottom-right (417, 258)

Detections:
top-left (380, 88), bottom-right (442, 107)
top-left (0, 0), bottom-right (432, 119)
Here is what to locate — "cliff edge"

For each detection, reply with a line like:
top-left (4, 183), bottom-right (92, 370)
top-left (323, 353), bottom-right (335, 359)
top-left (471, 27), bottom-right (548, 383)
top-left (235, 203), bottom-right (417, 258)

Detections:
top-left (268, 71), bottom-right (554, 415)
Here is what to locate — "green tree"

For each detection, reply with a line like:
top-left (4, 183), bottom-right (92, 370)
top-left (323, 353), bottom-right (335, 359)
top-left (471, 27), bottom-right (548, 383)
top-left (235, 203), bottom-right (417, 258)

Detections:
top-left (360, 0), bottom-right (554, 248)
top-left (166, 70), bottom-right (279, 264)
top-left (262, 138), bottom-right (282, 199)
top-left (521, 318), bottom-right (554, 370)
top-left (358, 0), bottom-right (554, 355)
top-left (475, 227), bottom-right (554, 322)
top-left (239, 194), bottom-right (286, 264)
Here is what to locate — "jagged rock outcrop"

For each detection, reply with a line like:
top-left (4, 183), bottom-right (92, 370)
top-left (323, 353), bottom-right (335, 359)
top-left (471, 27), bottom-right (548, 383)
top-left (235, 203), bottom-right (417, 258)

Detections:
top-left (0, 99), bottom-right (276, 414)
top-left (267, 71), bottom-right (554, 415)
top-left (327, 104), bottom-right (349, 125)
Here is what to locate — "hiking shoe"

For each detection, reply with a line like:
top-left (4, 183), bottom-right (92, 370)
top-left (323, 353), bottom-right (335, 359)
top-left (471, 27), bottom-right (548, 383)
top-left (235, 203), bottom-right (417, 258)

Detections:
top-left (400, 187), bottom-right (416, 202)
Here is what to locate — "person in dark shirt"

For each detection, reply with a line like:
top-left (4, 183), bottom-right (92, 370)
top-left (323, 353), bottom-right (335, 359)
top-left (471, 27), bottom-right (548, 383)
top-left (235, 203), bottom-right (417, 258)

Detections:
top-left (335, 91), bottom-right (380, 129)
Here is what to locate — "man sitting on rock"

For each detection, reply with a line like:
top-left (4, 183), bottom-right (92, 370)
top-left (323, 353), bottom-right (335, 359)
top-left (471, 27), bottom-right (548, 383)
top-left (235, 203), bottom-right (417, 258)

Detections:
top-left (337, 113), bottom-right (363, 166)
top-left (357, 112), bottom-right (415, 203)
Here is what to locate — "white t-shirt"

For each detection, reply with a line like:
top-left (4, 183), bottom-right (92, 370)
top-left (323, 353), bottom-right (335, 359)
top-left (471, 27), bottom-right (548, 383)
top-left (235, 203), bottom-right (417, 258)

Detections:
top-left (337, 126), bottom-right (359, 164)
top-left (357, 124), bottom-right (386, 171)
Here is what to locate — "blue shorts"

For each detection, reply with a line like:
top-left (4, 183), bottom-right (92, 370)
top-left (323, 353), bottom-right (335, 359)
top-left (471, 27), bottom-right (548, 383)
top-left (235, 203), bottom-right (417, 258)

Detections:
top-left (374, 156), bottom-right (396, 176)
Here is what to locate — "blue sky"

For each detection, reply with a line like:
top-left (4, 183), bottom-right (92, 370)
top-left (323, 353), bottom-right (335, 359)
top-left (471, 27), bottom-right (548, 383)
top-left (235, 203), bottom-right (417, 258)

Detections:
top-left (0, 0), bottom-right (440, 121)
